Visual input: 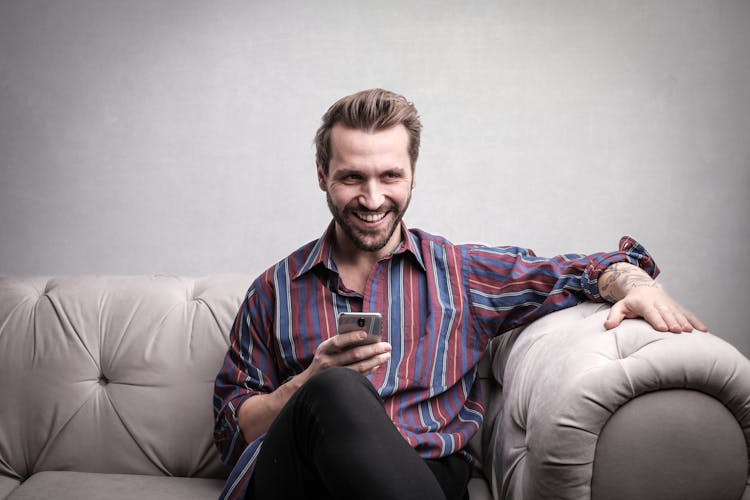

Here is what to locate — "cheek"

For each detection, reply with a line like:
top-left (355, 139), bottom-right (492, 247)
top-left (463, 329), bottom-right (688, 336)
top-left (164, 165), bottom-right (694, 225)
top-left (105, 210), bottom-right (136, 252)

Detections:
top-left (327, 185), bottom-right (357, 206)
top-left (389, 185), bottom-right (413, 206)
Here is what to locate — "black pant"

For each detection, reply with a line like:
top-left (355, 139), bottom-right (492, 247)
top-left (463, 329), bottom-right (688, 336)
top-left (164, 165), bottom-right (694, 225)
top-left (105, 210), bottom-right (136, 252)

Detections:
top-left (247, 367), bottom-right (471, 500)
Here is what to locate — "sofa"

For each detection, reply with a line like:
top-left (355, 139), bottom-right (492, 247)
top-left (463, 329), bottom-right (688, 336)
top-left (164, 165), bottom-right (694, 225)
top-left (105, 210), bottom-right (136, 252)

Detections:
top-left (0, 275), bottom-right (748, 500)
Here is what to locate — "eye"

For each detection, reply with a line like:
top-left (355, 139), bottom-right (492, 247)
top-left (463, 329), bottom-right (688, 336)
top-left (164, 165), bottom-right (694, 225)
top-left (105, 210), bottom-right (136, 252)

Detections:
top-left (383, 170), bottom-right (403, 181)
top-left (341, 173), bottom-right (363, 184)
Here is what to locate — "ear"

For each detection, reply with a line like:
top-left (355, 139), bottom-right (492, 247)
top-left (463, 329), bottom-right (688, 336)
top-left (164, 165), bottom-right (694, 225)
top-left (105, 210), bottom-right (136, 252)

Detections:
top-left (316, 163), bottom-right (327, 191)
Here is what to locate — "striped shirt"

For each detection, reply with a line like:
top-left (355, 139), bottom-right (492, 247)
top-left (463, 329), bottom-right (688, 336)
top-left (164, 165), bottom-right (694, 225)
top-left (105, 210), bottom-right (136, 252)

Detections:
top-left (213, 222), bottom-right (658, 499)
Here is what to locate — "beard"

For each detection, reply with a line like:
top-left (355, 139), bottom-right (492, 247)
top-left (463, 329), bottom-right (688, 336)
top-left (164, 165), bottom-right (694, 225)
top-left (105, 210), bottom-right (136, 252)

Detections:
top-left (326, 192), bottom-right (411, 253)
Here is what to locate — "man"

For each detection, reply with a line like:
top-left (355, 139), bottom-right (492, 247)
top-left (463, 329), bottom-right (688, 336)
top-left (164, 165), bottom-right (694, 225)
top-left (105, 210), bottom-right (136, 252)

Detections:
top-left (213, 89), bottom-right (706, 500)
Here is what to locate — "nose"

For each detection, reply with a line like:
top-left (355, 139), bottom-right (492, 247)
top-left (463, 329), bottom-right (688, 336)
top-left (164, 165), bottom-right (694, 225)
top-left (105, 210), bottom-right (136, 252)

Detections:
top-left (358, 179), bottom-right (385, 210)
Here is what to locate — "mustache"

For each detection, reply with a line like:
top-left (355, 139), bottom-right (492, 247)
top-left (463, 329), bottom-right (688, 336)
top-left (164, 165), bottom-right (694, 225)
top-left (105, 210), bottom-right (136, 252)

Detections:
top-left (343, 202), bottom-right (397, 213)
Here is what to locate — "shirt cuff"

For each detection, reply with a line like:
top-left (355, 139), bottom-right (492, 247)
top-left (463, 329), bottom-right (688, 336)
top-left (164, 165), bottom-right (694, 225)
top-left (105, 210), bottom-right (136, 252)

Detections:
top-left (581, 236), bottom-right (660, 301)
top-left (214, 393), bottom-right (254, 465)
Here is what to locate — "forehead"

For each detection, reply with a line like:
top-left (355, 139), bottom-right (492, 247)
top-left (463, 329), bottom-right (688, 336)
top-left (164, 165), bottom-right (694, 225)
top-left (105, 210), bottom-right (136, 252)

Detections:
top-left (329, 123), bottom-right (410, 168)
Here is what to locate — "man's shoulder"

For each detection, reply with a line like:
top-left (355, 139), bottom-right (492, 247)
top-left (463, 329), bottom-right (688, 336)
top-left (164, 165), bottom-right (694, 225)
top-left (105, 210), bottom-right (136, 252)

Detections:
top-left (407, 227), bottom-right (455, 248)
top-left (407, 227), bottom-right (487, 252)
top-left (406, 227), bottom-right (527, 262)
top-left (249, 237), bottom-right (323, 289)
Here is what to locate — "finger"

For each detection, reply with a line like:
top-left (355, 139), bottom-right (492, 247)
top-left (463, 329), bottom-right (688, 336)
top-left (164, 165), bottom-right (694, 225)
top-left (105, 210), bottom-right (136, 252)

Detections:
top-left (672, 304), bottom-right (693, 333)
top-left (604, 302), bottom-right (627, 330)
top-left (683, 308), bottom-right (709, 332)
top-left (672, 308), bottom-right (695, 333)
top-left (641, 305), bottom-right (669, 332)
top-left (655, 303), bottom-right (693, 334)
top-left (327, 331), bottom-right (369, 352)
top-left (337, 341), bottom-right (391, 366)
top-left (348, 352), bottom-right (391, 374)
top-left (656, 305), bottom-right (684, 334)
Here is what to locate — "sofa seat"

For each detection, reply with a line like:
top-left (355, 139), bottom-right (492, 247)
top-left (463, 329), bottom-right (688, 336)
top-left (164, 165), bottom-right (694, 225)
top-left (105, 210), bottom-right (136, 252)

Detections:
top-left (4, 472), bottom-right (226, 500)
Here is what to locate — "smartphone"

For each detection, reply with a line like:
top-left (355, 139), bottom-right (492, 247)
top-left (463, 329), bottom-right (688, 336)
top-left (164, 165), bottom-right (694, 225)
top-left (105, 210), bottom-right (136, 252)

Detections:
top-left (337, 312), bottom-right (383, 343)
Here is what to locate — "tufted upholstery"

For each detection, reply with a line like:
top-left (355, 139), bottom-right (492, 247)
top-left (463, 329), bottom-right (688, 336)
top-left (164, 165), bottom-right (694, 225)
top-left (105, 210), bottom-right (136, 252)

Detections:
top-left (483, 302), bottom-right (750, 500)
top-left (0, 275), bottom-right (493, 499)
top-left (0, 275), bottom-right (248, 498)
top-left (1, 276), bottom-right (749, 499)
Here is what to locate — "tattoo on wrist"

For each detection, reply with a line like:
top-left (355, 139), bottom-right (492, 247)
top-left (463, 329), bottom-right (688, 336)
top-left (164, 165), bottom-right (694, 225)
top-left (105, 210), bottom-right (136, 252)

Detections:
top-left (599, 263), bottom-right (657, 302)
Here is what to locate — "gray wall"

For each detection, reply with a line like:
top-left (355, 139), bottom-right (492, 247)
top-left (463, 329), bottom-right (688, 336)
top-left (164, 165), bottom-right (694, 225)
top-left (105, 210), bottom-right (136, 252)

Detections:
top-left (1, 1), bottom-right (748, 356)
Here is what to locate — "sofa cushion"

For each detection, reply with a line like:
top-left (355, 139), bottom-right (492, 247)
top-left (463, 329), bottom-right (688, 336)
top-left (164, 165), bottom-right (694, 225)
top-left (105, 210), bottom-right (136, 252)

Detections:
top-left (0, 276), bottom-right (248, 482)
top-left (0, 476), bottom-right (20, 500)
top-left (5, 471), bottom-right (225, 500)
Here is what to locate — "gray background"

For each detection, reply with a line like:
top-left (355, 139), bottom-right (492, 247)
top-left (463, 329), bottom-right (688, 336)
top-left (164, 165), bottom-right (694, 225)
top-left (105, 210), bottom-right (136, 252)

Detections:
top-left (1, 1), bottom-right (748, 356)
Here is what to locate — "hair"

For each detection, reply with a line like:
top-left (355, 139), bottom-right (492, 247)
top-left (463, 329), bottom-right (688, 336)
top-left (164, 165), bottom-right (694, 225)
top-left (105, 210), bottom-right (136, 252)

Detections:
top-left (314, 88), bottom-right (422, 174)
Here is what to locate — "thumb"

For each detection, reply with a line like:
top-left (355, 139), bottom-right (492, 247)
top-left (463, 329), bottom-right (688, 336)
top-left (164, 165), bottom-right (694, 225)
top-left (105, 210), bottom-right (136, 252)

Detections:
top-left (604, 302), bottom-right (627, 330)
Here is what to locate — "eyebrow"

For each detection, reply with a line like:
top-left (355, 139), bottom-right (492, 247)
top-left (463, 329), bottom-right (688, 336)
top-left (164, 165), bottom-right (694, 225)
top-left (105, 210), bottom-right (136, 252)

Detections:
top-left (383, 166), bottom-right (407, 175)
top-left (333, 166), bottom-right (407, 177)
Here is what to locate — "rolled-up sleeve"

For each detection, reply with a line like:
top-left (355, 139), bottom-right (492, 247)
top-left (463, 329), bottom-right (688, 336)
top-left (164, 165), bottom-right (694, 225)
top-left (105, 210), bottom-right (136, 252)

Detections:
top-left (468, 236), bottom-right (659, 336)
top-left (580, 236), bottom-right (660, 300)
top-left (213, 276), bottom-right (278, 467)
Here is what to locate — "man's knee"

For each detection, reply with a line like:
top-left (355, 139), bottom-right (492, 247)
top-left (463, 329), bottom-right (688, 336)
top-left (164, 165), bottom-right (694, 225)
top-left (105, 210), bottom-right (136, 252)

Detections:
top-left (297, 367), bottom-right (381, 417)
top-left (303, 367), bottom-right (374, 398)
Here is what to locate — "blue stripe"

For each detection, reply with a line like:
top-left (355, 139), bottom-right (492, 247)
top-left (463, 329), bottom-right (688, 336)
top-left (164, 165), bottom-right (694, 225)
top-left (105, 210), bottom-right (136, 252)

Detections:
top-left (380, 259), bottom-right (402, 395)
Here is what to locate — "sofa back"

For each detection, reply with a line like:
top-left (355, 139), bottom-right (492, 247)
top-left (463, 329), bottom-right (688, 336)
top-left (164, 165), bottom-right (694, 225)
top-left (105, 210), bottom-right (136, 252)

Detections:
top-left (0, 275), bottom-right (249, 482)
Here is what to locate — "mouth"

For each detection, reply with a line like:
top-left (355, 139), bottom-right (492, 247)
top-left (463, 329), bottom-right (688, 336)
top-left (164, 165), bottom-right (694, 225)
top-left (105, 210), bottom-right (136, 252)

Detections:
top-left (354, 211), bottom-right (388, 224)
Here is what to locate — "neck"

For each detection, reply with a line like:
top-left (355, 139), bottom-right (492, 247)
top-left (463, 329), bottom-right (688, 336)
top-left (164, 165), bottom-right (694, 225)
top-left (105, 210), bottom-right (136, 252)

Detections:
top-left (332, 225), bottom-right (403, 270)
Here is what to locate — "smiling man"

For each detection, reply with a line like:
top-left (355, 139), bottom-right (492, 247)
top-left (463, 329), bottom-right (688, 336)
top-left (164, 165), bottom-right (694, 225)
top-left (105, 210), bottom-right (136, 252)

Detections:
top-left (213, 89), bottom-right (706, 500)
top-left (319, 122), bottom-right (414, 293)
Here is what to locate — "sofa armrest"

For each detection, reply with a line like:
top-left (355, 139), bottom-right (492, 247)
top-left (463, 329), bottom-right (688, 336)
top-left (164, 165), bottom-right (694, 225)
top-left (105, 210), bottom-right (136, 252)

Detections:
top-left (482, 302), bottom-right (750, 500)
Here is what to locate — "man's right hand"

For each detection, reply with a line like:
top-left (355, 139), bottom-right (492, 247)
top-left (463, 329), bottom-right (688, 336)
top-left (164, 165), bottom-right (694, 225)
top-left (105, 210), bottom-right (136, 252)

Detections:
top-left (237, 332), bottom-right (390, 445)
top-left (305, 331), bottom-right (392, 380)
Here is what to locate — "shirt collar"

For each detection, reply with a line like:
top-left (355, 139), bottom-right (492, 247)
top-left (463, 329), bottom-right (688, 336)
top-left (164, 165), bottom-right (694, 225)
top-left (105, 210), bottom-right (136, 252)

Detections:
top-left (293, 220), bottom-right (426, 281)
top-left (395, 223), bottom-right (426, 270)
top-left (293, 220), bottom-right (337, 280)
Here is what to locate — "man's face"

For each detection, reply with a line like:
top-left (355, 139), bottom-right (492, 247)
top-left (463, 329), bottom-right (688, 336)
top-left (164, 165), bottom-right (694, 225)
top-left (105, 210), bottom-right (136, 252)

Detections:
top-left (318, 123), bottom-right (415, 255)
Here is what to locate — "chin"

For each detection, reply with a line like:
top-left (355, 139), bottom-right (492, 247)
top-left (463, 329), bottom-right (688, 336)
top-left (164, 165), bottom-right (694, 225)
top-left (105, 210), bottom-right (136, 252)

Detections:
top-left (353, 222), bottom-right (402, 252)
top-left (347, 230), bottom-right (388, 252)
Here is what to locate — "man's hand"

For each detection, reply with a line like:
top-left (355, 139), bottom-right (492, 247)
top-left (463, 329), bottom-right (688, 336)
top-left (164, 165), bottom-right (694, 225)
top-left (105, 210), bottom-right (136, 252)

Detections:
top-left (237, 332), bottom-right (390, 444)
top-left (305, 331), bottom-right (391, 379)
top-left (599, 262), bottom-right (708, 333)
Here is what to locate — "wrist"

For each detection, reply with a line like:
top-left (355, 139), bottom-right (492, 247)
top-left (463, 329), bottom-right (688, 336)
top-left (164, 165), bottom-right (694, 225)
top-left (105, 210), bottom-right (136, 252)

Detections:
top-left (599, 262), bottom-right (657, 302)
top-left (237, 374), bottom-right (307, 443)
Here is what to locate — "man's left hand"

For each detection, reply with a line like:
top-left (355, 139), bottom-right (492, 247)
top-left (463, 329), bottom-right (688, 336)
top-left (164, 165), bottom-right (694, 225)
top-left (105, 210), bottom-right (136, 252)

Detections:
top-left (604, 283), bottom-right (708, 333)
top-left (599, 262), bottom-right (708, 333)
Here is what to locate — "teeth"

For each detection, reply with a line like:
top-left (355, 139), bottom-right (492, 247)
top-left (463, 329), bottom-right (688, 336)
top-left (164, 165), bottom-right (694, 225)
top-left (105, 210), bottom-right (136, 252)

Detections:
top-left (357, 212), bottom-right (386, 223)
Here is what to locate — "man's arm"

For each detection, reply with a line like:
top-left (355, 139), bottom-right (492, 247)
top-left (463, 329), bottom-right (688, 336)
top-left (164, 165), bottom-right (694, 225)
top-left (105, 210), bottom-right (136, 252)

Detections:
top-left (599, 262), bottom-right (708, 333)
top-left (215, 280), bottom-right (389, 463)
top-left (237, 331), bottom-right (391, 444)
